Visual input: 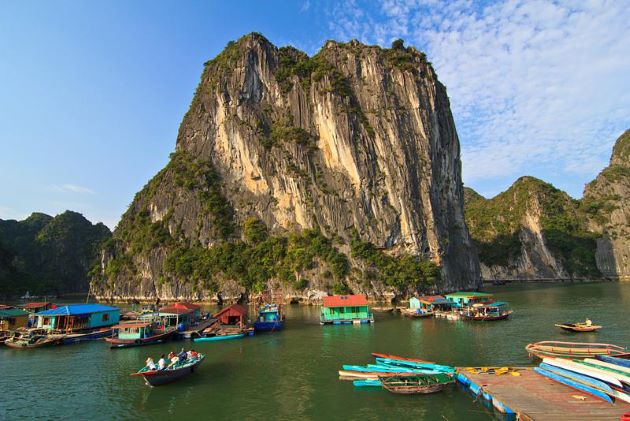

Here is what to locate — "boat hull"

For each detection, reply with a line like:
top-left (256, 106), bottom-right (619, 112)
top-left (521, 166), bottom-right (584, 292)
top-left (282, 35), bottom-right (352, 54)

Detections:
top-left (106, 331), bottom-right (174, 349)
top-left (5, 336), bottom-right (64, 349)
top-left (193, 333), bottom-right (245, 342)
top-left (555, 323), bottom-right (602, 332)
top-left (597, 355), bottom-right (630, 369)
top-left (534, 367), bottom-right (613, 403)
top-left (62, 329), bottom-right (113, 345)
top-left (253, 321), bottom-right (284, 332)
top-left (132, 356), bottom-right (204, 386)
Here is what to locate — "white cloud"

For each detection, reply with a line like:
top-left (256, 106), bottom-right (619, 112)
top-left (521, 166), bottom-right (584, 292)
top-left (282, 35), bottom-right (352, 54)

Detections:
top-left (49, 184), bottom-right (95, 194)
top-left (328, 0), bottom-right (630, 195)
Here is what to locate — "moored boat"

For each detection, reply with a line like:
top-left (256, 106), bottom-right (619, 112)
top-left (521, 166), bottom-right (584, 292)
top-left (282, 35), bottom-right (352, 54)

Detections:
top-left (4, 329), bottom-right (65, 349)
top-left (105, 322), bottom-right (175, 349)
top-left (462, 301), bottom-right (512, 321)
top-left (371, 353), bottom-right (435, 364)
top-left (534, 366), bottom-right (613, 403)
top-left (526, 341), bottom-right (627, 359)
top-left (193, 333), bottom-right (245, 342)
top-left (378, 373), bottom-right (453, 394)
top-left (542, 357), bottom-right (623, 387)
top-left (253, 304), bottom-right (285, 332)
top-left (596, 355), bottom-right (630, 369)
top-left (61, 328), bottom-right (113, 345)
top-left (131, 353), bottom-right (205, 386)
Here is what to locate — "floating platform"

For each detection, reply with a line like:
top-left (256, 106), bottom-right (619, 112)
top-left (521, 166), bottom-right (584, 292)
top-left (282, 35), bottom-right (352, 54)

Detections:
top-left (457, 368), bottom-right (630, 420)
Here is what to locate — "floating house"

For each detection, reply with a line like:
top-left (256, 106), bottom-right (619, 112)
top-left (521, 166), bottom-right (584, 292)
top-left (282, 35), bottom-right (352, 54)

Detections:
top-left (21, 302), bottom-right (56, 313)
top-left (0, 307), bottom-right (30, 330)
top-left (418, 296), bottom-right (452, 312)
top-left (35, 304), bottom-right (120, 332)
top-left (445, 292), bottom-right (493, 308)
top-left (320, 295), bottom-right (374, 325)
top-left (157, 302), bottom-right (202, 330)
top-left (214, 304), bottom-right (248, 327)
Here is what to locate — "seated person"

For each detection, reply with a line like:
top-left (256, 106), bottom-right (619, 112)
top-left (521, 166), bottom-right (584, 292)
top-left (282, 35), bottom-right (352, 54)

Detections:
top-left (168, 355), bottom-right (180, 368)
top-left (177, 348), bottom-right (187, 361)
top-left (158, 355), bottom-right (167, 370)
top-left (145, 357), bottom-right (157, 371)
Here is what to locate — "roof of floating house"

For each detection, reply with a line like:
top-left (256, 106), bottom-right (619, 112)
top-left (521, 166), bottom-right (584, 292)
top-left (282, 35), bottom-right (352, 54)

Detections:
top-left (159, 302), bottom-right (201, 315)
top-left (21, 302), bottom-right (55, 309)
top-left (419, 295), bottom-right (450, 305)
top-left (0, 308), bottom-right (30, 318)
top-left (213, 304), bottom-right (247, 319)
top-left (0, 304), bottom-right (13, 310)
top-left (323, 295), bottom-right (368, 308)
top-left (445, 292), bottom-right (492, 299)
top-left (35, 304), bottom-right (119, 316)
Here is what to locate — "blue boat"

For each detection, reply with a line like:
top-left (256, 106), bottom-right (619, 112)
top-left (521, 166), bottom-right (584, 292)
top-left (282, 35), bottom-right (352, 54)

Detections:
top-left (596, 355), bottom-right (630, 369)
top-left (193, 333), bottom-right (245, 342)
top-left (539, 362), bottom-right (615, 394)
top-left (534, 367), bottom-right (613, 403)
top-left (353, 379), bottom-right (382, 387)
top-left (374, 358), bottom-right (456, 373)
top-left (253, 304), bottom-right (285, 332)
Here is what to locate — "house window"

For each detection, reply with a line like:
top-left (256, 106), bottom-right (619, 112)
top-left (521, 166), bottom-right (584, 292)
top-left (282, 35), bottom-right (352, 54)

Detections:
top-left (102, 313), bottom-right (109, 322)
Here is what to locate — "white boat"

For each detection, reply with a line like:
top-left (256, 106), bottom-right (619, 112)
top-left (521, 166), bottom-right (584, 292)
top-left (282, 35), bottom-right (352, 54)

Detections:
top-left (542, 358), bottom-right (623, 387)
top-left (583, 358), bottom-right (630, 376)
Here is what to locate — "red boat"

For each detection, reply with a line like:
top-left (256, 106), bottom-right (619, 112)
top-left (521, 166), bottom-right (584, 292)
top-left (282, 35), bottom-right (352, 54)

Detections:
top-left (371, 353), bottom-right (435, 364)
top-left (105, 322), bottom-right (175, 349)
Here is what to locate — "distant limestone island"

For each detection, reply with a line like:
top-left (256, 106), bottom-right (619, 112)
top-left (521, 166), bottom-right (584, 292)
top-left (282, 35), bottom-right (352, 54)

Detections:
top-left (0, 211), bottom-right (111, 299)
top-left (1, 33), bottom-right (628, 302)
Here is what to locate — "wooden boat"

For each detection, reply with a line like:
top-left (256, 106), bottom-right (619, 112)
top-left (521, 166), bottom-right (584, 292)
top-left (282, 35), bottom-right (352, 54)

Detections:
top-left (353, 379), bottom-right (382, 387)
top-left (339, 370), bottom-right (426, 380)
top-left (542, 357), bottom-right (623, 387)
top-left (583, 358), bottom-right (630, 376)
top-left (374, 358), bottom-right (455, 373)
top-left (105, 322), bottom-right (175, 349)
top-left (61, 328), bottom-right (113, 345)
top-left (526, 341), bottom-right (627, 359)
top-left (539, 362), bottom-right (617, 396)
top-left (253, 304), bottom-right (285, 332)
top-left (131, 354), bottom-right (205, 386)
top-left (371, 353), bottom-right (435, 364)
top-left (555, 322), bottom-right (602, 332)
top-left (534, 367), bottom-right (613, 403)
top-left (193, 333), bottom-right (245, 342)
top-left (378, 373), bottom-right (453, 394)
top-left (597, 355), bottom-right (630, 368)
top-left (462, 302), bottom-right (512, 321)
top-left (371, 306), bottom-right (395, 313)
top-left (4, 329), bottom-right (65, 349)
top-left (0, 330), bottom-right (10, 344)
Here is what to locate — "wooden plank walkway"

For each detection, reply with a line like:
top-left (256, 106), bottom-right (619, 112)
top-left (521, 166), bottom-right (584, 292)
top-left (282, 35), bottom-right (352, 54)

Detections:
top-left (459, 369), bottom-right (630, 420)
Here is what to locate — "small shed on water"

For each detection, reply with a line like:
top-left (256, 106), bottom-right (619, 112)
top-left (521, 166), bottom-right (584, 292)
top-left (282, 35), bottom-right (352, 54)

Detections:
top-left (213, 304), bottom-right (248, 327)
top-left (418, 295), bottom-right (452, 312)
top-left (158, 302), bottom-right (202, 329)
top-left (0, 307), bottom-right (30, 330)
top-left (320, 295), bottom-right (374, 325)
top-left (35, 304), bottom-right (120, 332)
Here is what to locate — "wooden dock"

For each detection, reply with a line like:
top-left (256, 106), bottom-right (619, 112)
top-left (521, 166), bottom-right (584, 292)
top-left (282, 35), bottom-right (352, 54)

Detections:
top-left (177, 318), bottom-right (217, 339)
top-left (457, 368), bottom-right (630, 420)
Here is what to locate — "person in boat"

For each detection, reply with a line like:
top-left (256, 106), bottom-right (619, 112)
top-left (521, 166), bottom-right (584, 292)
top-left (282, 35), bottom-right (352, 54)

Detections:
top-left (158, 355), bottom-right (167, 370)
top-left (177, 348), bottom-right (187, 362)
top-left (187, 349), bottom-right (198, 359)
top-left (585, 318), bottom-right (592, 326)
top-left (167, 351), bottom-right (175, 360)
top-left (145, 357), bottom-right (157, 371)
top-left (167, 353), bottom-right (180, 369)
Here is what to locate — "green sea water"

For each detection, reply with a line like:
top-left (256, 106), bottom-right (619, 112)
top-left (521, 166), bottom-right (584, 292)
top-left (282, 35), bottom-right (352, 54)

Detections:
top-left (1, 282), bottom-right (629, 420)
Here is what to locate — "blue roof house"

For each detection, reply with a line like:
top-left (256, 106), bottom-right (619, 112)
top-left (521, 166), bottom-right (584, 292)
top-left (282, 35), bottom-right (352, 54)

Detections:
top-left (35, 304), bottom-right (120, 332)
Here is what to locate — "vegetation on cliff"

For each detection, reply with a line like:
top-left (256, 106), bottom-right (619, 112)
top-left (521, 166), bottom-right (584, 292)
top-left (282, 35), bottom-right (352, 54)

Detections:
top-left (464, 178), bottom-right (600, 277)
top-left (0, 211), bottom-right (111, 298)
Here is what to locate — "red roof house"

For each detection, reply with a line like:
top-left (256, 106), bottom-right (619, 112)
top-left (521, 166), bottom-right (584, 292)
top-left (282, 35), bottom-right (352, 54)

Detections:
top-left (322, 295), bottom-right (369, 308)
top-left (213, 304), bottom-right (248, 326)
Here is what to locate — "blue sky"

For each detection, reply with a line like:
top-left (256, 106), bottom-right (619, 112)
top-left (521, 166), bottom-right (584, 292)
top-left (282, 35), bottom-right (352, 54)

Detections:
top-left (1, 0), bottom-right (628, 229)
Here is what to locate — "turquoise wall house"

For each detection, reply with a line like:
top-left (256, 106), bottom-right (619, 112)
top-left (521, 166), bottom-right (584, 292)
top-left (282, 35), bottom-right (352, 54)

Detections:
top-left (35, 304), bottom-right (120, 331)
top-left (320, 295), bottom-right (374, 325)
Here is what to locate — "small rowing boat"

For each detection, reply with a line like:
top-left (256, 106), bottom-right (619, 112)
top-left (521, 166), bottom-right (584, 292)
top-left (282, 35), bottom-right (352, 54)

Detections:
top-left (596, 355), bottom-right (630, 368)
top-left (131, 354), bottom-right (205, 386)
top-left (542, 357), bottom-right (623, 388)
top-left (526, 341), bottom-right (627, 359)
top-left (193, 333), bottom-right (245, 342)
top-left (379, 373), bottom-right (453, 394)
top-left (555, 322), bottom-right (602, 332)
top-left (4, 329), bottom-right (65, 349)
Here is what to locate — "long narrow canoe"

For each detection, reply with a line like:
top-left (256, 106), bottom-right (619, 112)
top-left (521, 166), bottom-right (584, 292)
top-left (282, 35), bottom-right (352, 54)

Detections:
top-left (576, 360), bottom-right (630, 384)
top-left (193, 333), bottom-right (245, 342)
top-left (596, 355), bottom-right (630, 369)
top-left (339, 369), bottom-right (441, 379)
top-left (526, 341), bottom-right (627, 359)
top-left (371, 353), bottom-right (435, 364)
top-left (534, 367), bottom-right (613, 403)
top-left (352, 379), bottom-right (382, 387)
top-left (374, 358), bottom-right (455, 372)
top-left (543, 358), bottom-right (623, 387)
top-left (584, 358), bottom-right (630, 375)
top-left (539, 362), bottom-right (615, 394)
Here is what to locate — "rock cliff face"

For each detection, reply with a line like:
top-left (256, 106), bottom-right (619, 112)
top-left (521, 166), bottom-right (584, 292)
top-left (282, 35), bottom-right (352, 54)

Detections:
top-left (92, 34), bottom-right (480, 302)
top-left (464, 178), bottom-right (600, 280)
top-left (582, 130), bottom-right (630, 280)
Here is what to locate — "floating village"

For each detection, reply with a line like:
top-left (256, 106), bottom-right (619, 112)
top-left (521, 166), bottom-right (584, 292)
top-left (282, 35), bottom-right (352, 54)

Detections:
top-left (1, 292), bottom-right (629, 420)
